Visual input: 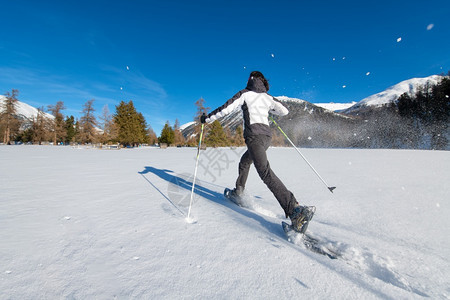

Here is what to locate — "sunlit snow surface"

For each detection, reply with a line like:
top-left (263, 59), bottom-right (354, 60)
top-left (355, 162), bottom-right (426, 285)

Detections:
top-left (1, 146), bottom-right (449, 298)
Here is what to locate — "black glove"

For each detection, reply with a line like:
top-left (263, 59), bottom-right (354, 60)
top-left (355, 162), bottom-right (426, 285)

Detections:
top-left (200, 113), bottom-right (207, 124)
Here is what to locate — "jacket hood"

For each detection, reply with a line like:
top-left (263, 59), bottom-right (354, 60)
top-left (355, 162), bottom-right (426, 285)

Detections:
top-left (246, 77), bottom-right (267, 93)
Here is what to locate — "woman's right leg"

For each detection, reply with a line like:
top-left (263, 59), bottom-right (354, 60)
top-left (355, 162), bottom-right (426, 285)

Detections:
top-left (246, 135), bottom-right (298, 217)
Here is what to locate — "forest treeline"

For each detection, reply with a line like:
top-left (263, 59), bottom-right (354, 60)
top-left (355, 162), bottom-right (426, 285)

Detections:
top-left (1, 75), bottom-right (448, 149)
top-left (0, 92), bottom-right (244, 148)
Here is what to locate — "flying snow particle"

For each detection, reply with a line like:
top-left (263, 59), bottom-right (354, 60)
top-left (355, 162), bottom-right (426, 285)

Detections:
top-left (366, 72), bottom-right (371, 76)
top-left (308, 136), bottom-right (312, 141)
top-left (397, 37), bottom-right (402, 43)
top-left (342, 56), bottom-right (346, 60)
top-left (436, 203), bottom-right (440, 208)
top-left (271, 53), bottom-right (275, 58)
top-left (427, 24), bottom-right (434, 31)
top-left (342, 85), bottom-right (347, 88)
top-left (126, 66), bottom-right (130, 70)
top-left (445, 95), bottom-right (449, 98)
top-left (133, 256), bottom-right (140, 260)
top-left (64, 216), bottom-right (71, 220)
top-left (332, 58), bottom-right (336, 61)
top-left (120, 87), bottom-right (123, 90)
top-left (244, 66), bottom-right (246, 69)
top-left (5, 271), bottom-right (12, 274)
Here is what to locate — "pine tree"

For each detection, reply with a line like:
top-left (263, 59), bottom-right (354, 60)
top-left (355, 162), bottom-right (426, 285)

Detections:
top-left (64, 116), bottom-right (77, 144)
top-left (429, 77), bottom-right (449, 149)
top-left (0, 89), bottom-right (21, 144)
top-left (137, 112), bottom-right (150, 145)
top-left (397, 93), bottom-right (413, 117)
top-left (205, 120), bottom-right (229, 147)
top-left (395, 75), bottom-right (450, 149)
top-left (114, 100), bottom-right (149, 147)
top-left (159, 122), bottom-right (175, 146)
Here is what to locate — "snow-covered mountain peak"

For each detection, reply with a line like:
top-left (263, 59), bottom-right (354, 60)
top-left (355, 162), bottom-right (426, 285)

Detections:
top-left (344, 75), bottom-right (444, 113)
top-left (313, 102), bottom-right (357, 112)
top-left (275, 95), bottom-right (308, 104)
top-left (0, 95), bottom-right (54, 120)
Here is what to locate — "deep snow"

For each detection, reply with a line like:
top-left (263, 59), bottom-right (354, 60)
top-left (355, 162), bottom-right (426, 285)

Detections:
top-left (1, 145), bottom-right (449, 299)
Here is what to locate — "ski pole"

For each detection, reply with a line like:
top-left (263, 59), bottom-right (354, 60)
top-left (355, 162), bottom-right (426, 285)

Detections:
top-left (187, 120), bottom-right (206, 221)
top-left (269, 116), bottom-right (336, 193)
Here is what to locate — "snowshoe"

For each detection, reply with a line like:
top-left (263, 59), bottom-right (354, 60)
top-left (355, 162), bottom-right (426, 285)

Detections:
top-left (289, 205), bottom-right (316, 234)
top-left (224, 187), bottom-right (245, 207)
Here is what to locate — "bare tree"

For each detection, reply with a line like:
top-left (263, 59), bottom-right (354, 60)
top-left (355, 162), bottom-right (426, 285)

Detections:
top-left (32, 107), bottom-right (50, 145)
top-left (194, 97), bottom-right (209, 122)
top-left (173, 118), bottom-right (185, 146)
top-left (147, 126), bottom-right (158, 145)
top-left (192, 97), bottom-right (210, 144)
top-left (47, 101), bottom-right (66, 145)
top-left (98, 104), bottom-right (118, 144)
top-left (0, 89), bottom-right (21, 144)
top-left (78, 99), bottom-right (98, 144)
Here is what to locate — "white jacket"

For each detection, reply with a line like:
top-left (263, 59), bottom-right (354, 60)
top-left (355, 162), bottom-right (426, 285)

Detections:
top-left (206, 77), bottom-right (288, 138)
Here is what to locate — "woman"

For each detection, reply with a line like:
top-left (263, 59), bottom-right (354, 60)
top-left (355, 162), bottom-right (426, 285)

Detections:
top-left (203, 71), bottom-right (314, 233)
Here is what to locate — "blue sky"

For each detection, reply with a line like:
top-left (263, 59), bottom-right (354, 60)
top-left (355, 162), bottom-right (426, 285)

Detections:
top-left (1, 0), bottom-right (449, 134)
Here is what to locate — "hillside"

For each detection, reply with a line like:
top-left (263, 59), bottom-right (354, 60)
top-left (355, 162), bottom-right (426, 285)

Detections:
top-left (181, 97), bottom-right (352, 141)
top-left (0, 95), bottom-right (54, 121)
top-left (181, 75), bottom-right (449, 150)
top-left (343, 75), bottom-right (443, 115)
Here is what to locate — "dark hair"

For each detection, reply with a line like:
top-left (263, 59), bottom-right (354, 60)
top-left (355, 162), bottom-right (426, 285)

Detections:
top-left (249, 71), bottom-right (269, 91)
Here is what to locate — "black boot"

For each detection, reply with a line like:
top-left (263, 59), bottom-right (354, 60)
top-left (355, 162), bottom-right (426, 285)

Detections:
top-left (224, 186), bottom-right (244, 206)
top-left (289, 205), bottom-right (316, 233)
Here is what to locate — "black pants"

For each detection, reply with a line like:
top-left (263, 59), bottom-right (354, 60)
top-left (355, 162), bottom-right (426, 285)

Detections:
top-left (235, 134), bottom-right (298, 217)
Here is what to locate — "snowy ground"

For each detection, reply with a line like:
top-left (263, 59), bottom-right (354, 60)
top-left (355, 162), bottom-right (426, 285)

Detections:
top-left (1, 145), bottom-right (449, 299)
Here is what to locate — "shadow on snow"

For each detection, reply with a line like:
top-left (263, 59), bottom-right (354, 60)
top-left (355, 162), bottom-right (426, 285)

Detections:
top-left (138, 166), bottom-right (282, 237)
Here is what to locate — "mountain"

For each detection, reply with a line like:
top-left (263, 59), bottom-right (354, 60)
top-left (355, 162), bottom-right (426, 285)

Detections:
top-left (0, 96), bottom-right (106, 135)
top-left (313, 102), bottom-right (357, 112)
top-left (181, 96), bottom-right (352, 141)
top-left (181, 75), bottom-right (448, 150)
top-left (343, 75), bottom-right (443, 115)
top-left (0, 95), bottom-right (54, 121)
